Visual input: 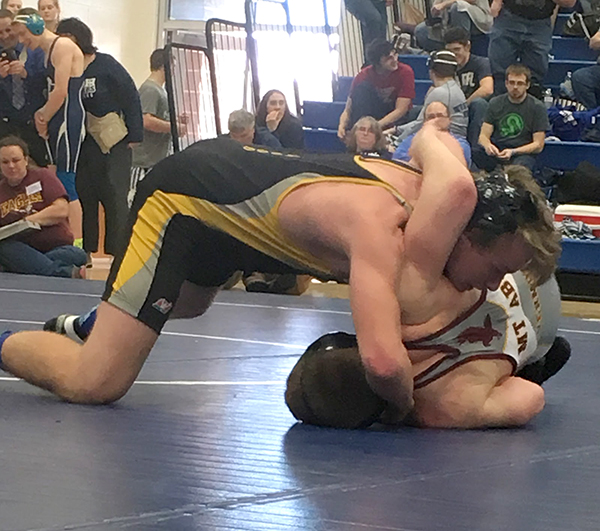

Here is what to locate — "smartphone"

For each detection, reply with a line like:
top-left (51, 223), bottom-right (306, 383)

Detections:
top-left (0, 48), bottom-right (18, 62)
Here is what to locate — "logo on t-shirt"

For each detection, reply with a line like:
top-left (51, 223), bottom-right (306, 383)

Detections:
top-left (83, 78), bottom-right (97, 98)
top-left (0, 191), bottom-right (43, 219)
top-left (499, 113), bottom-right (525, 138)
top-left (460, 72), bottom-right (475, 89)
top-left (376, 86), bottom-right (396, 104)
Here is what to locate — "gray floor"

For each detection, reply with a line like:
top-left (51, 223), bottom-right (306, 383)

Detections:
top-left (1, 273), bottom-right (599, 531)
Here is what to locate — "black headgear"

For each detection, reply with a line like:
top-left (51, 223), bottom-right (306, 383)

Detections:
top-left (467, 171), bottom-right (539, 237)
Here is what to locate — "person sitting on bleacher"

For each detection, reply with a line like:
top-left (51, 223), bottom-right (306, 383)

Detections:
top-left (474, 64), bottom-right (549, 171)
top-left (0, 135), bottom-right (86, 278)
top-left (444, 27), bottom-right (493, 147)
top-left (393, 101), bottom-right (471, 166)
top-left (572, 29), bottom-right (600, 110)
top-left (414, 0), bottom-right (492, 52)
top-left (393, 50), bottom-right (468, 142)
top-left (337, 39), bottom-right (415, 141)
top-left (345, 115), bottom-right (391, 158)
top-left (226, 109), bottom-right (281, 148)
top-left (256, 89), bottom-right (304, 150)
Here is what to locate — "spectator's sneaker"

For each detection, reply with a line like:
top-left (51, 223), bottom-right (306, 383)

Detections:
top-left (516, 336), bottom-right (571, 385)
top-left (43, 314), bottom-right (85, 343)
top-left (71, 265), bottom-right (87, 279)
top-left (85, 252), bottom-right (93, 268)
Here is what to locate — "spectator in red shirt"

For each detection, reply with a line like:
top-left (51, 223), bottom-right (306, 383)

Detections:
top-left (338, 39), bottom-right (415, 140)
top-left (0, 136), bottom-right (86, 278)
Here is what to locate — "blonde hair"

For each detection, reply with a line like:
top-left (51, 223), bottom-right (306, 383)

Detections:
top-left (471, 165), bottom-right (561, 286)
top-left (507, 165), bottom-right (561, 285)
top-left (346, 116), bottom-right (387, 154)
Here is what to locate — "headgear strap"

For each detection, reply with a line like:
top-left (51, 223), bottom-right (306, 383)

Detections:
top-left (467, 171), bottom-right (539, 236)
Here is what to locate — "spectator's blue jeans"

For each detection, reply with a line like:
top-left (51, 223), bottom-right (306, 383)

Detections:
top-left (472, 146), bottom-right (537, 172)
top-left (488, 9), bottom-right (552, 94)
top-left (415, 4), bottom-right (483, 52)
top-left (0, 240), bottom-right (86, 277)
top-left (467, 97), bottom-right (489, 148)
top-left (344, 0), bottom-right (387, 62)
top-left (572, 65), bottom-right (600, 110)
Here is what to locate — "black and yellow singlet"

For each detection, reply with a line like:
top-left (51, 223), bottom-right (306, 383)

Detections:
top-left (104, 137), bottom-right (421, 331)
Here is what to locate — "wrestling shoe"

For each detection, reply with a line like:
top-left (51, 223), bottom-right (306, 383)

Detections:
top-left (43, 314), bottom-right (85, 343)
top-left (516, 336), bottom-right (571, 385)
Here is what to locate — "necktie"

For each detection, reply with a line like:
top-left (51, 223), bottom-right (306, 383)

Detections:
top-left (12, 74), bottom-right (25, 110)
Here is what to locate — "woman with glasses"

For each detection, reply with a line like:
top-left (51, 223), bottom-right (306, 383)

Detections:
top-left (345, 116), bottom-right (391, 158)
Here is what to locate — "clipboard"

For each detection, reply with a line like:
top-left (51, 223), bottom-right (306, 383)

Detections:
top-left (0, 219), bottom-right (42, 242)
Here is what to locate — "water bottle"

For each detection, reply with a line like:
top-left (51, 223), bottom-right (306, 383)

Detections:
top-left (543, 88), bottom-right (553, 109)
top-left (560, 71), bottom-right (575, 99)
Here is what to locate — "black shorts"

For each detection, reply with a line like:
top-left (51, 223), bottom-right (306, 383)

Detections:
top-left (102, 211), bottom-right (303, 334)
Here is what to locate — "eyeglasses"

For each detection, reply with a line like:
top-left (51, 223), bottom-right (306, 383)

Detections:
top-left (425, 113), bottom-right (449, 120)
top-left (506, 80), bottom-right (528, 87)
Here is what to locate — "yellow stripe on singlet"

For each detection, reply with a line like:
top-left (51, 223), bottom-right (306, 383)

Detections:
top-left (112, 174), bottom-right (415, 294)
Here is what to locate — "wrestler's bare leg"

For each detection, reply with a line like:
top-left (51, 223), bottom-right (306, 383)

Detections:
top-left (410, 358), bottom-right (545, 429)
top-left (1, 286), bottom-right (219, 403)
top-left (1, 303), bottom-right (157, 403)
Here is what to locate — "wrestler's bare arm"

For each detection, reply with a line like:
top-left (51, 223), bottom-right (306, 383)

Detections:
top-left (410, 359), bottom-right (545, 429)
top-left (403, 126), bottom-right (476, 289)
top-left (348, 213), bottom-right (414, 417)
top-left (39, 40), bottom-right (82, 122)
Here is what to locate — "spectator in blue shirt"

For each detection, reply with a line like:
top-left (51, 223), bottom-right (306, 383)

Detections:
top-left (0, 8), bottom-right (48, 167)
top-left (393, 101), bottom-right (471, 167)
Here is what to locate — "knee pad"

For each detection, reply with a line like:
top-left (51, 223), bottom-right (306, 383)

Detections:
top-left (285, 332), bottom-right (387, 429)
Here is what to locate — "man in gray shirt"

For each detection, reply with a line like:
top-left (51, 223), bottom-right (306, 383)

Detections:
top-left (129, 49), bottom-right (172, 205)
top-left (395, 50), bottom-right (468, 141)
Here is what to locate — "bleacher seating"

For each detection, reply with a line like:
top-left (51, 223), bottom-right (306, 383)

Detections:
top-left (302, 12), bottom-right (600, 293)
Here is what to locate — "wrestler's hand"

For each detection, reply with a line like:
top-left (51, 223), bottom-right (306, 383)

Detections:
top-left (408, 121), bottom-right (441, 166)
top-left (34, 110), bottom-right (48, 139)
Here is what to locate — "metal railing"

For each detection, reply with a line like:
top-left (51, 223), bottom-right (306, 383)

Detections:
top-left (206, 18), bottom-right (254, 133)
top-left (163, 0), bottom-right (429, 151)
top-left (164, 43), bottom-right (219, 151)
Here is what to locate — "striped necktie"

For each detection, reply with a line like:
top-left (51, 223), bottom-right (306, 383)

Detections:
top-left (12, 75), bottom-right (25, 110)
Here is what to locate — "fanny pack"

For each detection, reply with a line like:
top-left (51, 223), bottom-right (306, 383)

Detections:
top-left (86, 112), bottom-right (128, 154)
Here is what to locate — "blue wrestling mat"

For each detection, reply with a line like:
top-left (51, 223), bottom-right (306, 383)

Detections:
top-left (0, 273), bottom-right (598, 530)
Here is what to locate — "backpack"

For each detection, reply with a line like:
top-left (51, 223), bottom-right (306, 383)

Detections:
top-left (563, 0), bottom-right (600, 38)
top-left (556, 161), bottom-right (600, 206)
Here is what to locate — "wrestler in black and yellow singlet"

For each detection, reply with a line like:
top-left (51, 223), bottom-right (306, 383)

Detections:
top-left (103, 137), bottom-right (420, 332)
